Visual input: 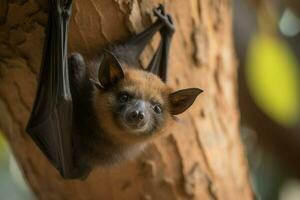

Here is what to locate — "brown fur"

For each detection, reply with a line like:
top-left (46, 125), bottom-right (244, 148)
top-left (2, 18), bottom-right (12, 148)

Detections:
top-left (92, 68), bottom-right (174, 146)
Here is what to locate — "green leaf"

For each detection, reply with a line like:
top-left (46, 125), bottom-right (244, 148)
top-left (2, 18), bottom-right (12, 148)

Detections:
top-left (0, 132), bottom-right (8, 160)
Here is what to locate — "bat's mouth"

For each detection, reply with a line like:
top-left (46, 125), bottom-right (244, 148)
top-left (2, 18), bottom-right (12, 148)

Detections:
top-left (121, 120), bottom-right (149, 133)
top-left (117, 114), bottom-right (155, 136)
top-left (126, 120), bottom-right (146, 128)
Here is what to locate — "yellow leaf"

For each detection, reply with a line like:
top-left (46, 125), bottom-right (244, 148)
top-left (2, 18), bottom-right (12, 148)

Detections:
top-left (246, 33), bottom-right (300, 127)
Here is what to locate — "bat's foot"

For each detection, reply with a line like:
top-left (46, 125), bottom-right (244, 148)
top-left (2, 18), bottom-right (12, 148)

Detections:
top-left (64, 0), bottom-right (73, 10)
top-left (51, 0), bottom-right (73, 19)
top-left (153, 4), bottom-right (175, 36)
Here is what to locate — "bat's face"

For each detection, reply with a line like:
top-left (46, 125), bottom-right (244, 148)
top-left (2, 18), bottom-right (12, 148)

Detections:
top-left (94, 69), bottom-right (172, 144)
top-left (93, 52), bottom-right (202, 144)
top-left (112, 69), bottom-right (170, 138)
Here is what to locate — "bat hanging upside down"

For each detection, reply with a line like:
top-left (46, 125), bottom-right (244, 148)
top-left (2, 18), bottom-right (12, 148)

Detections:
top-left (26, 0), bottom-right (203, 179)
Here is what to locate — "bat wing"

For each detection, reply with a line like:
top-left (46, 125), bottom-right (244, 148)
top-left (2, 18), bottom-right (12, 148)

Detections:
top-left (146, 5), bottom-right (175, 82)
top-left (108, 4), bottom-right (174, 83)
top-left (26, 1), bottom-right (74, 178)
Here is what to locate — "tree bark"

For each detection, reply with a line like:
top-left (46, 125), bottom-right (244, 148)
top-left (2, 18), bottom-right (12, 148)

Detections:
top-left (0, 0), bottom-right (252, 199)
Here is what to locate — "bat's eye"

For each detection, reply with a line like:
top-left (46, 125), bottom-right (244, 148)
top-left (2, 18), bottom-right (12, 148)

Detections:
top-left (119, 92), bottom-right (130, 103)
top-left (153, 104), bottom-right (162, 114)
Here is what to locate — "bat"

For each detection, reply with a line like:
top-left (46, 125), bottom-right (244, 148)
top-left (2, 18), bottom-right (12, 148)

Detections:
top-left (26, 0), bottom-right (203, 179)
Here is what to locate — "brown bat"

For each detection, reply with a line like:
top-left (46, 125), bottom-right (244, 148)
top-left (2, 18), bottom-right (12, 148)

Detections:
top-left (27, 0), bottom-right (203, 179)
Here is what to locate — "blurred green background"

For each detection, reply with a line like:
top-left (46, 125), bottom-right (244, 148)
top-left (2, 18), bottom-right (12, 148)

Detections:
top-left (0, 133), bottom-right (33, 200)
top-left (234, 0), bottom-right (300, 199)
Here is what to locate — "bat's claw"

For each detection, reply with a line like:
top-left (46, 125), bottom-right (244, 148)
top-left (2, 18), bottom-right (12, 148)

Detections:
top-left (153, 4), bottom-right (175, 35)
top-left (157, 4), bottom-right (165, 15)
top-left (64, 0), bottom-right (73, 11)
top-left (153, 4), bottom-right (166, 20)
top-left (51, 0), bottom-right (73, 18)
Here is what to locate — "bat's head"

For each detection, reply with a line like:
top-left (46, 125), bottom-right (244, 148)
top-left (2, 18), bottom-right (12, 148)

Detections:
top-left (92, 51), bottom-right (202, 144)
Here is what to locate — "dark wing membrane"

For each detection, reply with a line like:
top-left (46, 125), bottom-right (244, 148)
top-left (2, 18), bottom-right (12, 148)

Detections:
top-left (26, 2), bottom-right (74, 178)
top-left (107, 5), bottom-right (174, 83)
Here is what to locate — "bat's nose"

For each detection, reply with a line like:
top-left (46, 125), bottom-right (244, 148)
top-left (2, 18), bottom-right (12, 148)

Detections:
top-left (125, 101), bottom-right (148, 126)
top-left (129, 110), bottom-right (145, 121)
top-left (127, 110), bottom-right (145, 123)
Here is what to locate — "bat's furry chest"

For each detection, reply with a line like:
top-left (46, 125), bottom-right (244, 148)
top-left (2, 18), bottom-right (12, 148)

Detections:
top-left (75, 128), bottom-right (146, 166)
top-left (91, 136), bottom-right (146, 165)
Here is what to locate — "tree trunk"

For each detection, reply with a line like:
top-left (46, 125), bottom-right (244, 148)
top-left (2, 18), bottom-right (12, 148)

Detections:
top-left (0, 0), bottom-right (252, 199)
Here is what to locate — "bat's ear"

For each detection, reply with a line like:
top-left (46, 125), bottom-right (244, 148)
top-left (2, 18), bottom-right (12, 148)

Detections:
top-left (98, 50), bottom-right (124, 89)
top-left (169, 88), bottom-right (203, 115)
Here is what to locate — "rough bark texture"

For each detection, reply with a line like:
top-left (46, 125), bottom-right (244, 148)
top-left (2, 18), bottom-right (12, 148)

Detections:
top-left (0, 0), bottom-right (252, 199)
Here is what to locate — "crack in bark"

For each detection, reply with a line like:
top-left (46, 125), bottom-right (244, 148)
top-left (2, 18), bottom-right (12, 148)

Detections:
top-left (191, 25), bottom-right (208, 67)
top-left (0, 96), bottom-right (23, 139)
top-left (167, 134), bottom-right (189, 198)
top-left (189, 114), bottom-right (214, 177)
top-left (14, 81), bottom-right (31, 111)
top-left (207, 178), bottom-right (218, 200)
top-left (89, 0), bottom-right (111, 43)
